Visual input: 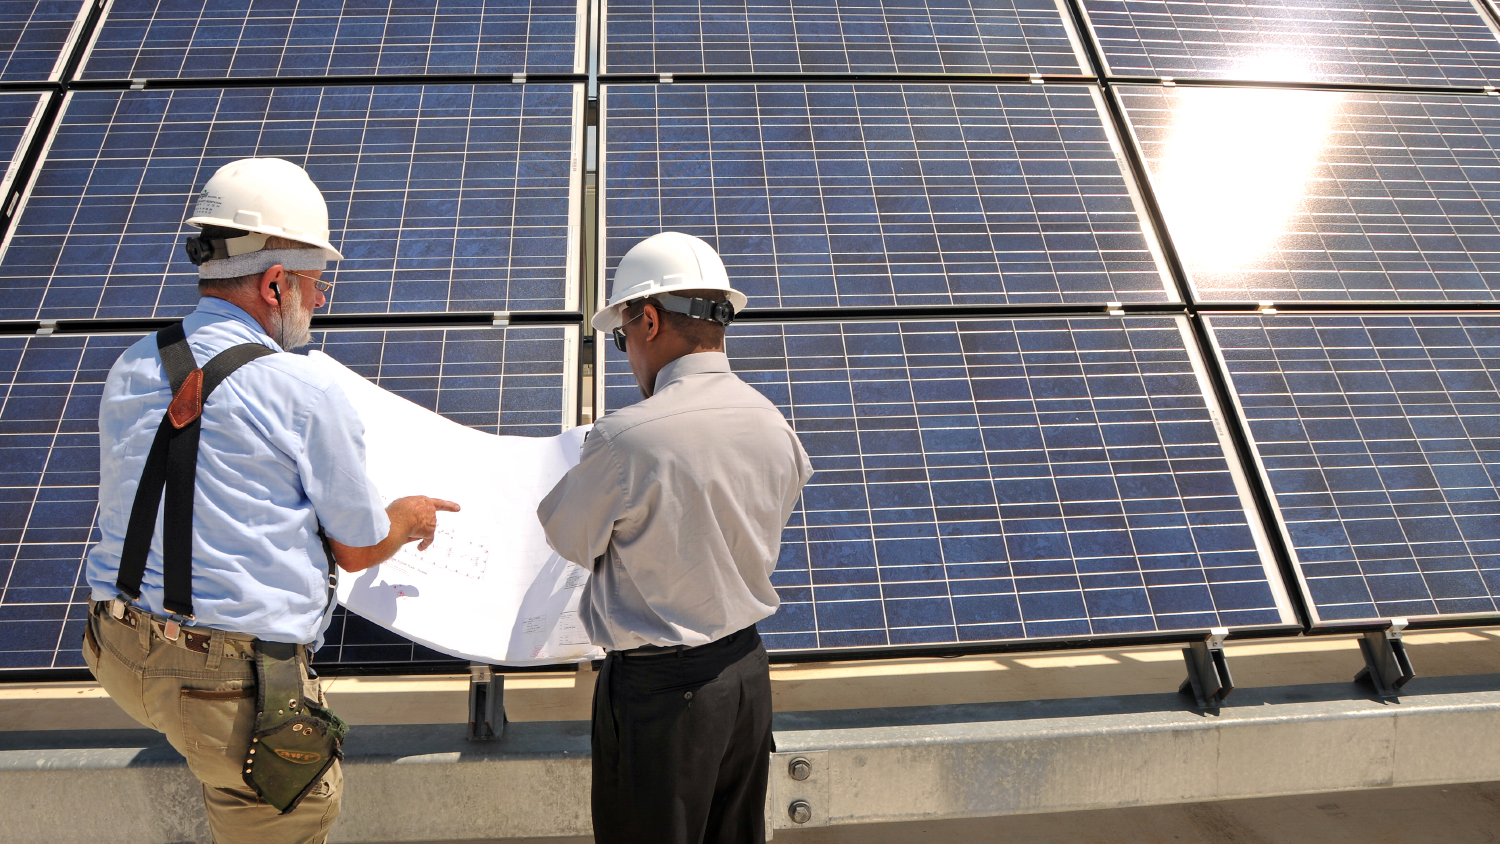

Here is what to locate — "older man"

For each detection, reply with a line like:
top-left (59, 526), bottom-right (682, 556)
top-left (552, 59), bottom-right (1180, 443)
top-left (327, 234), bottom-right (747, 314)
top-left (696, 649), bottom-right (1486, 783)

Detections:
top-left (84, 158), bottom-right (457, 843)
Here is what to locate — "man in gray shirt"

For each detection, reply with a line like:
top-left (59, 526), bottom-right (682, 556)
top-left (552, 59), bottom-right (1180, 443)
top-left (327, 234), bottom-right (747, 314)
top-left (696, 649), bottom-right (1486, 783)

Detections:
top-left (538, 232), bottom-right (812, 844)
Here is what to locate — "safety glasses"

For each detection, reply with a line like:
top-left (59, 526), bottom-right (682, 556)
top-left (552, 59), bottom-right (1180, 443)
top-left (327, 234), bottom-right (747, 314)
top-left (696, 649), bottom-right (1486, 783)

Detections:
top-left (611, 310), bottom-right (646, 353)
top-left (287, 270), bottom-right (334, 294)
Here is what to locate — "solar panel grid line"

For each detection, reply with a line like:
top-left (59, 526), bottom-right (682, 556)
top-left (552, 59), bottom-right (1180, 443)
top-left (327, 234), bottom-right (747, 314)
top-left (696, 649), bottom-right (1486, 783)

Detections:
top-left (598, 81), bottom-right (1178, 314)
top-left (1115, 84), bottom-right (1500, 305)
top-left (600, 0), bottom-right (1092, 76)
top-left (0, 82), bottom-right (584, 321)
top-left (0, 323), bottom-right (576, 671)
top-left (1078, 0), bottom-right (1500, 88)
top-left (0, 0), bottom-right (92, 83)
top-left (599, 315), bottom-right (1298, 652)
top-left (1205, 312), bottom-right (1500, 628)
top-left (75, 0), bottom-right (589, 81)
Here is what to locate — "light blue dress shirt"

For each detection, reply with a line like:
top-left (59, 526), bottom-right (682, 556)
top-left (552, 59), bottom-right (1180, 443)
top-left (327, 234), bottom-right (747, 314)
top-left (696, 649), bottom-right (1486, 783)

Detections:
top-left (87, 297), bottom-right (391, 647)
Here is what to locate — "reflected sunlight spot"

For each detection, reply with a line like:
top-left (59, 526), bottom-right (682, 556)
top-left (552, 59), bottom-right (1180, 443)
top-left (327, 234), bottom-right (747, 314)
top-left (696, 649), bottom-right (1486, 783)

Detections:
top-left (1154, 62), bottom-right (1337, 276)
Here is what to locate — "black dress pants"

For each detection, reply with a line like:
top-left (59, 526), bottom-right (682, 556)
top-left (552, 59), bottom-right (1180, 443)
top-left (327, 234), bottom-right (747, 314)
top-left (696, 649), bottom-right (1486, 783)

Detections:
top-left (591, 625), bottom-right (773, 844)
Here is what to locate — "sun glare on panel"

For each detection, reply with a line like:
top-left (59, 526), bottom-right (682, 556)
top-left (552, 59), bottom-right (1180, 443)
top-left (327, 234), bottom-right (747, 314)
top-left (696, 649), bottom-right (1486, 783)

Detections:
top-left (1152, 60), bottom-right (1339, 281)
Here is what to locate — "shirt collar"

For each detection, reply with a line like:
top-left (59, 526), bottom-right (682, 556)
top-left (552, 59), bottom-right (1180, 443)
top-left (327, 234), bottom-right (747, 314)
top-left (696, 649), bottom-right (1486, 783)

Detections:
top-left (653, 351), bottom-right (731, 395)
top-left (195, 296), bottom-right (284, 352)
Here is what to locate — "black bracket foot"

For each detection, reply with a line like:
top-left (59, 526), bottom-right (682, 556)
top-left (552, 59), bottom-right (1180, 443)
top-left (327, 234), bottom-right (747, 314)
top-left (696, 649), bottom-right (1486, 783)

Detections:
top-left (468, 664), bottom-right (507, 741)
top-left (1179, 627), bottom-right (1234, 712)
top-left (1354, 619), bottom-right (1415, 701)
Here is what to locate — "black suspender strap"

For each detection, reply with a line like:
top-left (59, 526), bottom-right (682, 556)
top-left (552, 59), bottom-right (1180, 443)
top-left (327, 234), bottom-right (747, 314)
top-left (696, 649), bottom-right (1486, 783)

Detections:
top-left (115, 324), bottom-right (276, 617)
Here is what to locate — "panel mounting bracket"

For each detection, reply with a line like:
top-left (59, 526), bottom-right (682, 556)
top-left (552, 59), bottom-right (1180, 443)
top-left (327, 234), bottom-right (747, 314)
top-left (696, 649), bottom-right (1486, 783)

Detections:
top-left (130, 79), bottom-right (147, 90)
top-left (1179, 627), bottom-right (1233, 712)
top-left (36, 320), bottom-right (57, 336)
top-left (1355, 618), bottom-right (1415, 701)
top-left (468, 664), bottom-right (506, 741)
top-left (492, 311), bottom-right (510, 326)
top-left (659, 73), bottom-right (674, 84)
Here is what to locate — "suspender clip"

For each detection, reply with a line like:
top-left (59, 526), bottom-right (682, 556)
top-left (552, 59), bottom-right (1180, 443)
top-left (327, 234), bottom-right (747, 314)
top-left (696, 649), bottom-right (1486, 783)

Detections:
top-left (110, 598), bottom-right (127, 620)
top-left (162, 619), bottom-right (181, 641)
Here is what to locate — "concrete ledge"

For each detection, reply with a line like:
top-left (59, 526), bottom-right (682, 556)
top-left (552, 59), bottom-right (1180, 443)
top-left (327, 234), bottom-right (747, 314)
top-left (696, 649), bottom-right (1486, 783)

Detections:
top-left (4, 674), bottom-right (1500, 843)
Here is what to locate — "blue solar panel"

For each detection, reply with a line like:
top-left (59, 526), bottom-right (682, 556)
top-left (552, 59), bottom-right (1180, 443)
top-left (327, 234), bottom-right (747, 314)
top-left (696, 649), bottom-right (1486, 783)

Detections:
top-left (1120, 86), bottom-right (1500, 304)
top-left (603, 0), bottom-right (1087, 75)
top-left (603, 83), bottom-right (1174, 310)
top-left (1209, 314), bottom-right (1500, 626)
top-left (1084, 0), bottom-right (1500, 86)
top-left (603, 317), bottom-right (1296, 650)
top-left (0, 92), bottom-right (48, 207)
top-left (0, 332), bottom-right (139, 670)
top-left (0, 84), bottom-right (582, 321)
top-left (0, 0), bottom-right (88, 82)
top-left (79, 0), bottom-right (586, 79)
top-left (0, 325), bottom-right (572, 670)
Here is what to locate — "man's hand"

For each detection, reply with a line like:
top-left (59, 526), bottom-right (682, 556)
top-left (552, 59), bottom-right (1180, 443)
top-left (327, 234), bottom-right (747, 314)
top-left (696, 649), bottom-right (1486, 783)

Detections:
top-left (388, 495), bottom-right (462, 551)
top-left (329, 496), bottom-right (461, 573)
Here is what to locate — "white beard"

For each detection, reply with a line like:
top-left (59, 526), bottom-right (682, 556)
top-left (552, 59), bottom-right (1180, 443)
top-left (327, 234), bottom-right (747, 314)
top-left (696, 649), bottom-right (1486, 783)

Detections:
top-left (271, 283), bottom-right (313, 350)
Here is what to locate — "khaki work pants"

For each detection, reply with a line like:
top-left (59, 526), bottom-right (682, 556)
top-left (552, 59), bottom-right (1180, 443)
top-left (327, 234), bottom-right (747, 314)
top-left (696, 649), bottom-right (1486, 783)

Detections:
top-left (83, 601), bottom-right (342, 844)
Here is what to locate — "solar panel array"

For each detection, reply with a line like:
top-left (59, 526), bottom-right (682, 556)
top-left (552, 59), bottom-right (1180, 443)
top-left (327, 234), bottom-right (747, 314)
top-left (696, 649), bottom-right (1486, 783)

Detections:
top-left (78, 0), bottom-right (587, 79)
top-left (0, 0), bottom-right (87, 82)
top-left (9, 0), bottom-right (1500, 673)
top-left (604, 317), bottom-right (1295, 648)
top-left (0, 84), bottom-right (582, 320)
top-left (0, 326), bottom-right (572, 670)
top-left (595, 0), bottom-right (1500, 640)
top-left (1083, 0), bottom-right (1500, 86)
top-left (603, 83), bottom-right (1173, 309)
top-left (603, 0), bottom-right (1088, 75)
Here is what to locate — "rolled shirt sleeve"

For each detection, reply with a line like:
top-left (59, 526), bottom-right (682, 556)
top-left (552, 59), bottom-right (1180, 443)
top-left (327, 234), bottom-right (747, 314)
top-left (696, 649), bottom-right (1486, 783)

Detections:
top-left (538, 431), bottom-right (626, 571)
top-left (298, 383), bottom-right (391, 548)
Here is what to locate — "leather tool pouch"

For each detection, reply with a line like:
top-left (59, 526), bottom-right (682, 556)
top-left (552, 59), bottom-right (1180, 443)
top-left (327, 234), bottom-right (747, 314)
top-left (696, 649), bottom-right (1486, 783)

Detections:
top-left (244, 642), bottom-right (348, 813)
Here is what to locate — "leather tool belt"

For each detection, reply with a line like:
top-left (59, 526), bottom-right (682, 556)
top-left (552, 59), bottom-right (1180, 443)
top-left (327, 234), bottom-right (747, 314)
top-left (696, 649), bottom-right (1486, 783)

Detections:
top-left (244, 641), bottom-right (348, 814)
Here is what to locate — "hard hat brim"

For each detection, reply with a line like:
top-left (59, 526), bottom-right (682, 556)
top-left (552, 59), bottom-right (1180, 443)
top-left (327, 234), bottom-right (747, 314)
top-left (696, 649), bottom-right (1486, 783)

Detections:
top-left (591, 285), bottom-right (748, 333)
top-left (185, 216), bottom-right (345, 262)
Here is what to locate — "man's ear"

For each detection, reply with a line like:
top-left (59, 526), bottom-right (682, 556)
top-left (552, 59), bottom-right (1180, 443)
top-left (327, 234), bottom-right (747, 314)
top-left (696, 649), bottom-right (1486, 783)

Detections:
top-left (642, 302), bottom-right (662, 342)
top-left (258, 265), bottom-right (285, 309)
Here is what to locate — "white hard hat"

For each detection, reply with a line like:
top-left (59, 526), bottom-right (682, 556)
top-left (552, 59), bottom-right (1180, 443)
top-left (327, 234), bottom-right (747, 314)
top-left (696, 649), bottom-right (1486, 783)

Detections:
top-left (592, 232), bottom-right (748, 332)
top-left (185, 158), bottom-right (343, 261)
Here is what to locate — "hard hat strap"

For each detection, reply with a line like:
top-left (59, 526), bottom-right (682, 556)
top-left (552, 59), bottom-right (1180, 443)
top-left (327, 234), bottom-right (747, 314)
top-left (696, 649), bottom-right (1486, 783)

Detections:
top-left (649, 292), bottom-right (737, 326)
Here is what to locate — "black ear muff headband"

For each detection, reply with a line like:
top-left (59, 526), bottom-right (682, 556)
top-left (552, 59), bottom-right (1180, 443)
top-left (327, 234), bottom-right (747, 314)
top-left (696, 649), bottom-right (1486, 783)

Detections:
top-left (651, 292), bottom-right (737, 326)
top-left (184, 226), bottom-right (251, 266)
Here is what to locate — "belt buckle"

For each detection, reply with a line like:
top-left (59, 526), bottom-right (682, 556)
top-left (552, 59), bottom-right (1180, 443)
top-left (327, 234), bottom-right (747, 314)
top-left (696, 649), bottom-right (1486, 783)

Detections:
top-left (162, 619), bottom-right (181, 642)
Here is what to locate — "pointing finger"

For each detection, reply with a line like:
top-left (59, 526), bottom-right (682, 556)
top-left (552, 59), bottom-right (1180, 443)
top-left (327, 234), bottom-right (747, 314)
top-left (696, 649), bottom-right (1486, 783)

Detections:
top-left (431, 499), bottom-right (461, 512)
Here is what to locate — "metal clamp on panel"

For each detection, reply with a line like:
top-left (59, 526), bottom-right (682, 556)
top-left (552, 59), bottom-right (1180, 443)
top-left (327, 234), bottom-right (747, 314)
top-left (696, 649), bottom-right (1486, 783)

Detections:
top-left (1355, 618), bottom-right (1415, 700)
top-left (468, 664), bottom-right (506, 741)
top-left (1179, 627), bottom-right (1233, 711)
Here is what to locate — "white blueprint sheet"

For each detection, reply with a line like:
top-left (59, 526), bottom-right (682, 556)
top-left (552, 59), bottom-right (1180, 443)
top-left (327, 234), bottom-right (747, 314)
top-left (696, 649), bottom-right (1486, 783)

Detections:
top-left (308, 351), bottom-right (604, 666)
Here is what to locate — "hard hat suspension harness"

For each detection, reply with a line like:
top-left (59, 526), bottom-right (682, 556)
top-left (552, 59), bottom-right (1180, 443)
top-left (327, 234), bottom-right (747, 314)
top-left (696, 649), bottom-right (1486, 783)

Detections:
top-left (613, 293), bottom-right (737, 352)
top-left (186, 226), bottom-right (329, 280)
top-left (651, 292), bottom-right (737, 326)
top-left (115, 323), bottom-right (348, 815)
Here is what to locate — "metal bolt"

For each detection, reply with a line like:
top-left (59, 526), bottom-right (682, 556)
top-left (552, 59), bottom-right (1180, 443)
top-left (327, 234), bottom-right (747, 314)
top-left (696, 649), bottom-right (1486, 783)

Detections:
top-left (788, 800), bottom-right (812, 825)
top-left (249, 748), bottom-right (255, 754)
top-left (684, 691), bottom-right (693, 700)
top-left (789, 757), bottom-right (811, 781)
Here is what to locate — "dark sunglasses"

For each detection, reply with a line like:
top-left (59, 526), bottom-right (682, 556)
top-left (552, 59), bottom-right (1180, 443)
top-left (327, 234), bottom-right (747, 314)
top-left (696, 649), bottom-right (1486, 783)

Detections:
top-left (611, 311), bottom-right (646, 353)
